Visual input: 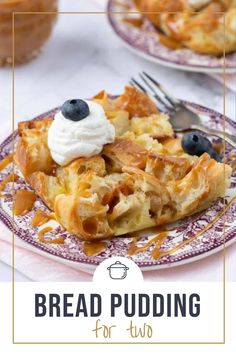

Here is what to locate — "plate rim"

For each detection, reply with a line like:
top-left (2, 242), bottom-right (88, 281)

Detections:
top-left (9, 231), bottom-right (236, 272)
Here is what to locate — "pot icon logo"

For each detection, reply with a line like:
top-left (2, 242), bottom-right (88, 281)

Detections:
top-left (93, 257), bottom-right (143, 283)
top-left (107, 261), bottom-right (129, 280)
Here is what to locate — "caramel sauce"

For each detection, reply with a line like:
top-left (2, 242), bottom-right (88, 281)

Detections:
top-left (127, 195), bottom-right (236, 260)
top-left (212, 142), bottom-right (224, 155)
top-left (158, 34), bottom-right (183, 50)
top-left (151, 233), bottom-right (170, 259)
top-left (224, 152), bottom-right (236, 172)
top-left (154, 196), bottom-right (236, 259)
top-left (223, 152), bottom-right (236, 173)
top-left (31, 209), bottom-right (55, 227)
top-left (0, 173), bottom-right (19, 192)
top-left (128, 231), bottom-right (168, 259)
top-left (122, 18), bottom-right (143, 28)
top-left (13, 189), bottom-right (36, 216)
top-left (38, 227), bottom-right (64, 244)
top-left (113, 1), bottom-right (131, 9)
top-left (232, 160), bottom-right (236, 173)
top-left (82, 218), bottom-right (98, 236)
top-left (83, 241), bottom-right (107, 257)
top-left (227, 152), bottom-right (236, 161)
top-left (0, 153), bottom-right (13, 171)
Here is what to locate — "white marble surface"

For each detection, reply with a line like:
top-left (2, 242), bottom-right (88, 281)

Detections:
top-left (0, 0), bottom-right (235, 281)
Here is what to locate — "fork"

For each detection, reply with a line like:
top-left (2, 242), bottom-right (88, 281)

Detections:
top-left (130, 72), bottom-right (236, 149)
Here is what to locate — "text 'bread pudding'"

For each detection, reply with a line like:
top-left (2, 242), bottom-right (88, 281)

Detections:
top-left (15, 86), bottom-right (232, 241)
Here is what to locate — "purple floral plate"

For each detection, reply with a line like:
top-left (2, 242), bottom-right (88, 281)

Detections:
top-left (0, 103), bottom-right (236, 272)
top-left (107, 0), bottom-right (236, 73)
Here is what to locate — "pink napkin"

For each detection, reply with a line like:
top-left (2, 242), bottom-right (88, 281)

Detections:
top-left (0, 236), bottom-right (92, 282)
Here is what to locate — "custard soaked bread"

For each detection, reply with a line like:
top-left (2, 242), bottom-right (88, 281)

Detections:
top-left (15, 87), bottom-right (232, 240)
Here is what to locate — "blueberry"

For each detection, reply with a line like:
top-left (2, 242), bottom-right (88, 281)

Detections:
top-left (61, 99), bottom-right (90, 121)
top-left (181, 132), bottom-right (221, 162)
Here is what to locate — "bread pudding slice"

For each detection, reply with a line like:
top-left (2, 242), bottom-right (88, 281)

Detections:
top-left (15, 87), bottom-right (232, 241)
top-left (134, 0), bottom-right (236, 56)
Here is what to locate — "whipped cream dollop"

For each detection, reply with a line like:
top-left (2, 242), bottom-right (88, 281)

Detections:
top-left (188, 0), bottom-right (211, 9)
top-left (48, 100), bottom-right (115, 166)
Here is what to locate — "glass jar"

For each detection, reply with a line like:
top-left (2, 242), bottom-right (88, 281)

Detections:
top-left (0, 0), bottom-right (58, 66)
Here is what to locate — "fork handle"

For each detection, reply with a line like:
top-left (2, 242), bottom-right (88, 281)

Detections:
top-left (190, 125), bottom-right (236, 150)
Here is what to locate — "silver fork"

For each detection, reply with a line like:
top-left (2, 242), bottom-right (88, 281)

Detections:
top-left (130, 72), bottom-right (236, 149)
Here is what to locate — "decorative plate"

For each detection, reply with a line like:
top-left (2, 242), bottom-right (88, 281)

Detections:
top-left (0, 103), bottom-right (236, 272)
top-left (107, 0), bottom-right (236, 73)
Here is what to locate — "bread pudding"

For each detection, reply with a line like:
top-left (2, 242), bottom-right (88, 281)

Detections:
top-left (15, 86), bottom-right (232, 241)
top-left (134, 0), bottom-right (236, 56)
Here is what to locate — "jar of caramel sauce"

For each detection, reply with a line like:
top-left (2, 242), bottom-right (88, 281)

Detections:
top-left (0, 0), bottom-right (58, 66)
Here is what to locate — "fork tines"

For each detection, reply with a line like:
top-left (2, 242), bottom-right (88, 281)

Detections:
top-left (130, 71), bottom-right (179, 113)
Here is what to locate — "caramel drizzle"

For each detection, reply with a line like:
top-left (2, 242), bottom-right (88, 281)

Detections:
top-left (122, 17), bottom-right (143, 28)
top-left (31, 209), bottom-right (55, 227)
top-left (82, 193), bottom-right (236, 259)
top-left (38, 227), bottom-right (64, 244)
top-left (0, 148), bottom-right (233, 256)
top-left (158, 33), bottom-right (183, 50)
top-left (83, 241), bottom-right (107, 257)
top-left (35, 195), bottom-right (236, 253)
top-left (0, 153), bottom-right (14, 171)
top-left (224, 152), bottom-right (236, 173)
top-left (13, 189), bottom-right (36, 216)
top-left (224, 152), bottom-right (236, 162)
top-left (128, 232), bottom-right (168, 259)
top-left (232, 160), bottom-right (236, 173)
top-left (113, 0), bottom-right (131, 9)
top-left (127, 195), bottom-right (236, 260)
top-left (122, 15), bottom-right (184, 50)
top-left (0, 173), bottom-right (19, 192)
top-left (0, 154), bottom-right (18, 198)
top-left (212, 142), bottom-right (224, 155)
top-left (122, 17), bottom-right (184, 50)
